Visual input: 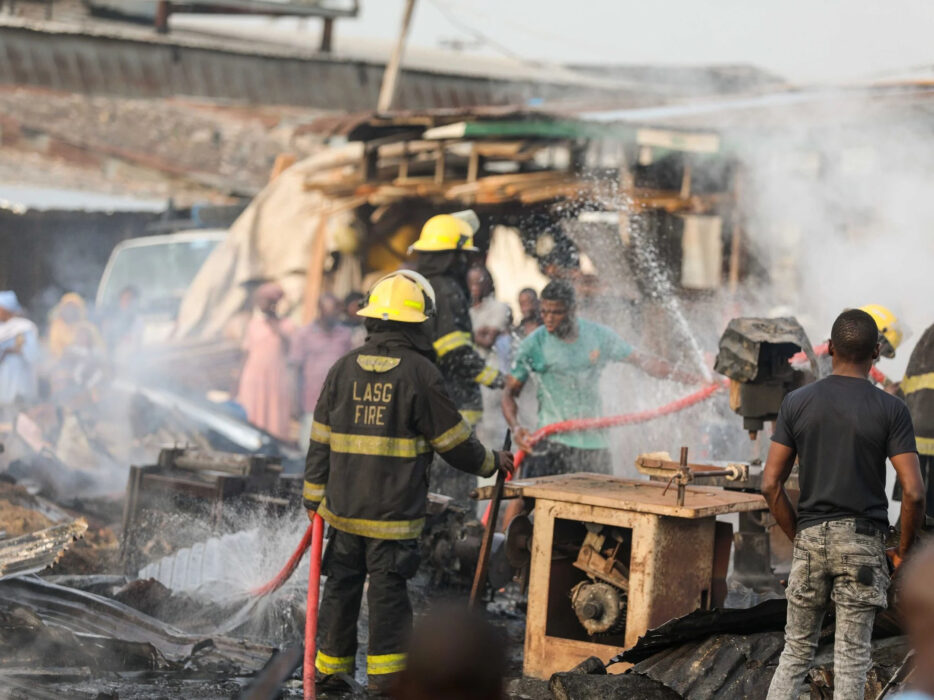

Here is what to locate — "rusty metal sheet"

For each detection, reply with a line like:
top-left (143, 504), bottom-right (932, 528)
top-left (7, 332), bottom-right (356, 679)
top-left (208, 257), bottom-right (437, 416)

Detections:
top-left (0, 519), bottom-right (88, 580)
top-left (0, 575), bottom-right (273, 671)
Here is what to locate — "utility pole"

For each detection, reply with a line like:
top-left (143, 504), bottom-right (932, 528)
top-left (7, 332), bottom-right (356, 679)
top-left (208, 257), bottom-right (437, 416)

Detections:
top-left (320, 16), bottom-right (334, 52)
top-left (155, 1), bottom-right (171, 34)
top-left (376, 0), bottom-right (416, 114)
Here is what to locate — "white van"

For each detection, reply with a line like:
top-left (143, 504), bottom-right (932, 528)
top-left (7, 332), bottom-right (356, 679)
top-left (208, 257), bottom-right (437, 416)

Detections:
top-left (96, 231), bottom-right (226, 343)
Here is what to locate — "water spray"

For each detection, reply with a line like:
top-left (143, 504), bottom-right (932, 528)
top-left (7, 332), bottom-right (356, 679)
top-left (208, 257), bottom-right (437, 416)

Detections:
top-left (249, 512), bottom-right (325, 700)
top-left (482, 379), bottom-right (728, 525)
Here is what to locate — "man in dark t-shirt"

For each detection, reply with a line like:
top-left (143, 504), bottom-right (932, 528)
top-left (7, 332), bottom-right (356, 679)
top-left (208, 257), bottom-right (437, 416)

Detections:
top-left (764, 309), bottom-right (925, 700)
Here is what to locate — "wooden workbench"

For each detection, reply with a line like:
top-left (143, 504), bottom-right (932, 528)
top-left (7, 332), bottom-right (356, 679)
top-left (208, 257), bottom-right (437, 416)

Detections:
top-left (507, 473), bottom-right (766, 679)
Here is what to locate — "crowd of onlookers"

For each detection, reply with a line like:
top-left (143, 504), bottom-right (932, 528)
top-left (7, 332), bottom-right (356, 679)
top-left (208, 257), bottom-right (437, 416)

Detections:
top-left (0, 270), bottom-right (543, 449)
top-left (236, 267), bottom-right (544, 445)
top-left (0, 286), bottom-right (144, 409)
top-left (235, 282), bottom-right (364, 442)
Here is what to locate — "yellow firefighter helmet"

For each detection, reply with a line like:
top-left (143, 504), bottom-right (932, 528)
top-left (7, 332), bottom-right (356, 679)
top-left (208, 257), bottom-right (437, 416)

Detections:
top-left (408, 211), bottom-right (480, 253)
top-left (859, 304), bottom-right (903, 358)
top-left (357, 270), bottom-right (436, 323)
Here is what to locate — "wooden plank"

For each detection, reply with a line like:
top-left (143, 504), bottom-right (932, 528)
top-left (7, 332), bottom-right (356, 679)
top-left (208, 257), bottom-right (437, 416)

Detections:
top-left (302, 213), bottom-right (331, 324)
top-left (376, 0), bottom-right (417, 113)
top-left (378, 140), bottom-right (440, 158)
top-left (626, 514), bottom-right (714, 646)
top-left (524, 635), bottom-right (628, 680)
top-left (519, 183), bottom-right (590, 204)
top-left (508, 474), bottom-right (766, 518)
top-left (301, 197), bottom-right (367, 323)
top-left (680, 161), bottom-right (692, 199)
top-left (635, 127), bottom-right (720, 154)
top-left (422, 121), bottom-right (468, 140)
top-left (460, 169), bottom-right (564, 188)
top-left (524, 499), bottom-right (556, 679)
top-left (467, 144), bottom-right (479, 183)
top-left (433, 142), bottom-right (446, 184)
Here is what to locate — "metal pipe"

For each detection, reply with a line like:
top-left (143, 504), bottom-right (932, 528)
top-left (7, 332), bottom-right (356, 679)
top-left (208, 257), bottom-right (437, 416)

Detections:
top-left (677, 446), bottom-right (688, 506)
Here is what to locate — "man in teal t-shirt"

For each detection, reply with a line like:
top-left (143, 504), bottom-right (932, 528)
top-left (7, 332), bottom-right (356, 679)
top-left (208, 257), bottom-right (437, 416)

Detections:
top-left (503, 280), bottom-right (694, 477)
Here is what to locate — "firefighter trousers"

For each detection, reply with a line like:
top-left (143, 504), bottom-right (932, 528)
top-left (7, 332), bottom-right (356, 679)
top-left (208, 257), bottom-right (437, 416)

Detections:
top-left (314, 528), bottom-right (420, 683)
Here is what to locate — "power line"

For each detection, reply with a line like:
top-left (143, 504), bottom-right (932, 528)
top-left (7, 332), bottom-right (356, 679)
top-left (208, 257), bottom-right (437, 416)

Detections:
top-left (424, 0), bottom-right (541, 65)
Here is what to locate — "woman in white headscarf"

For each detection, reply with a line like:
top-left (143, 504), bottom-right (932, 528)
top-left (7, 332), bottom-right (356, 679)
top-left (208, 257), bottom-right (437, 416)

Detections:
top-left (0, 291), bottom-right (39, 404)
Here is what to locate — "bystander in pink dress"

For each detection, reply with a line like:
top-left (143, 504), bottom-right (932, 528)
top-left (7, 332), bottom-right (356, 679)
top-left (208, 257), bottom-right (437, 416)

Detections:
top-left (237, 283), bottom-right (294, 441)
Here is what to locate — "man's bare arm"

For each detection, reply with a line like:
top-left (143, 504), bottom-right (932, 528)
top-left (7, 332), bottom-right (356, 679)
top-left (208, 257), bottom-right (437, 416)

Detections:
top-left (892, 451), bottom-right (925, 562)
top-left (501, 375), bottom-right (532, 451)
top-left (761, 441), bottom-right (798, 542)
top-left (626, 351), bottom-right (703, 384)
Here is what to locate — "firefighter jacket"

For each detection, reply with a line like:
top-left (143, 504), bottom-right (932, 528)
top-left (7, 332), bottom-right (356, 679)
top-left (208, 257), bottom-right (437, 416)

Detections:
top-left (905, 323), bottom-right (934, 456)
top-left (423, 271), bottom-right (503, 424)
top-left (303, 328), bottom-right (499, 540)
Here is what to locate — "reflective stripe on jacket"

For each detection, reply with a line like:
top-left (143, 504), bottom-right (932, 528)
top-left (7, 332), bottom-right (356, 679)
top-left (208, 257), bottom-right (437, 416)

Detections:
top-left (425, 274), bottom-right (503, 414)
top-left (303, 329), bottom-right (497, 538)
top-left (905, 324), bottom-right (934, 455)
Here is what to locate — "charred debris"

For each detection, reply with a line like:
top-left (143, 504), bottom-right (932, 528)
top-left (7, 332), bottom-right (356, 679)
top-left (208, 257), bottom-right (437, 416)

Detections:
top-left (0, 105), bottom-right (920, 698)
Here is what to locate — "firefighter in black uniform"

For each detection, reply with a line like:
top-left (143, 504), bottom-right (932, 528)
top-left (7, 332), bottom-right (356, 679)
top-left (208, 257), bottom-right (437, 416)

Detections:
top-left (303, 270), bottom-right (514, 694)
top-left (901, 322), bottom-right (934, 516)
top-left (410, 211), bottom-right (505, 502)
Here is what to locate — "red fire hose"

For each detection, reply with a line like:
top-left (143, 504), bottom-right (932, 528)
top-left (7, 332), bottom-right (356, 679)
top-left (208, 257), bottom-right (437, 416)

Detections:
top-left (789, 342), bottom-right (892, 385)
top-left (250, 523), bottom-right (315, 597)
top-left (250, 513), bottom-right (325, 700)
top-left (304, 513), bottom-right (325, 700)
top-left (482, 379), bottom-right (728, 525)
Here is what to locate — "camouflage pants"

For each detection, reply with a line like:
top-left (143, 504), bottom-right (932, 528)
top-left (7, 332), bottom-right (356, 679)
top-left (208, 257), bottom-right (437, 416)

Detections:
top-left (767, 518), bottom-right (888, 700)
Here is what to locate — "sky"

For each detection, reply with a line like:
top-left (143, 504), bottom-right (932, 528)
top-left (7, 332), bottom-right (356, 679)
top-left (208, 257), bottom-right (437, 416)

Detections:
top-left (330, 0), bottom-right (934, 84)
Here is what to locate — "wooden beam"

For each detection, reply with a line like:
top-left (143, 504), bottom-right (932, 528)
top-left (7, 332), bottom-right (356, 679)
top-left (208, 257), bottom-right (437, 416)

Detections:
top-left (467, 144), bottom-right (480, 183)
top-left (376, 0), bottom-right (417, 113)
top-left (301, 197), bottom-right (367, 323)
top-left (155, 1), bottom-right (172, 33)
top-left (302, 215), bottom-right (331, 324)
top-left (680, 161), bottom-right (692, 199)
top-left (433, 142), bottom-right (446, 185)
top-left (320, 16), bottom-right (334, 52)
top-left (728, 171), bottom-right (743, 294)
top-left (636, 127), bottom-right (720, 154)
top-left (398, 141), bottom-right (409, 179)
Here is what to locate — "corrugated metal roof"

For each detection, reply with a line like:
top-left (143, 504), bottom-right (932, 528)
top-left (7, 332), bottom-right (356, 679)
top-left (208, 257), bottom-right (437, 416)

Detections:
top-left (0, 520), bottom-right (88, 580)
top-left (169, 16), bottom-right (652, 89)
top-left (607, 600), bottom-right (909, 699)
top-left (631, 631), bottom-right (785, 700)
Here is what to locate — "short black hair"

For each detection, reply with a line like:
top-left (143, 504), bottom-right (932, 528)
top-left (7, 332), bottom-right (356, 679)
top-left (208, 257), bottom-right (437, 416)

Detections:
top-left (518, 287), bottom-right (537, 299)
top-left (468, 264), bottom-right (495, 295)
top-left (540, 280), bottom-right (575, 308)
top-left (831, 309), bottom-right (879, 362)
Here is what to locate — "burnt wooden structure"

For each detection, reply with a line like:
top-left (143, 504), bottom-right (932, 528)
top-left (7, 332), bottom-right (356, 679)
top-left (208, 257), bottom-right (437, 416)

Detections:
top-left (501, 473), bottom-right (766, 679)
top-left (119, 447), bottom-right (295, 572)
